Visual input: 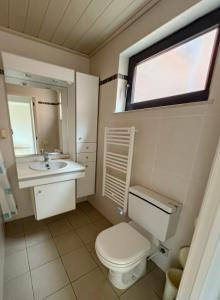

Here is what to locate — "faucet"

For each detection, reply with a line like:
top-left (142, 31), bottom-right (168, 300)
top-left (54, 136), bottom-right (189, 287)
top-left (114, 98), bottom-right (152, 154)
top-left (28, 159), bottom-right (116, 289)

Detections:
top-left (43, 151), bottom-right (49, 165)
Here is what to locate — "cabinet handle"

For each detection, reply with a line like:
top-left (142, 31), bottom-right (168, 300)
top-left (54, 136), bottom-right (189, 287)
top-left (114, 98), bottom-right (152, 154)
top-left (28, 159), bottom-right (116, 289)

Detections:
top-left (86, 156), bottom-right (89, 159)
top-left (85, 165), bottom-right (88, 168)
top-left (38, 190), bottom-right (42, 194)
top-left (86, 146), bottom-right (89, 149)
top-left (78, 137), bottom-right (82, 140)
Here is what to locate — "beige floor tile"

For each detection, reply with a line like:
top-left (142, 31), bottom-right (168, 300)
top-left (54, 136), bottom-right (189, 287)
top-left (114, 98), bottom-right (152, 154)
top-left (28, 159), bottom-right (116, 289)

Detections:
top-left (4, 272), bottom-right (34, 300)
top-left (94, 218), bottom-right (112, 232)
top-left (23, 216), bottom-right (48, 233)
top-left (4, 249), bottom-right (29, 282)
top-left (27, 239), bottom-right (59, 269)
top-left (91, 250), bottom-right (108, 277)
top-left (67, 211), bottom-right (91, 229)
top-left (84, 209), bottom-right (104, 222)
top-left (111, 284), bottom-right (127, 297)
top-left (25, 227), bottom-right (52, 247)
top-left (73, 268), bottom-right (117, 300)
top-left (65, 209), bottom-right (81, 218)
top-left (48, 218), bottom-right (72, 237)
top-left (44, 213), bottom-right (68, 224)
top-left (62, 247), bottom-right (96, 281)
top-left (5, 220), bottom-right (24, 236)
top-left (54, 230), bottom-right (83, 255)
top-left (85, 241), bottom-right (95, 252)
top-left (5, 233), bottom-right (26, 256)
top-left (146, 260), bottom-right (157, 274)
top-left (120, 277), bottom-right (160, 300)
top-left (112, 261), bottom-right (156, 297)
top-left (77, 201), bottom-right (94, 213)
top-left (45, 285), bottom-right (77, 300)
top-left (144, 267), bottom-right (166, 298)
top-left (76, 223), bottom-right (99, 244)
top-left (31, 258), bottom-right (69, 300)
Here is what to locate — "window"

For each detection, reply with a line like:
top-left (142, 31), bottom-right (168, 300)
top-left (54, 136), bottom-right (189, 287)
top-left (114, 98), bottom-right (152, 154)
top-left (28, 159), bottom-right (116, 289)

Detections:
top-left (8, 96), bottom-right (37, 156)
top-left (126, 9), bottom-right (220, 111)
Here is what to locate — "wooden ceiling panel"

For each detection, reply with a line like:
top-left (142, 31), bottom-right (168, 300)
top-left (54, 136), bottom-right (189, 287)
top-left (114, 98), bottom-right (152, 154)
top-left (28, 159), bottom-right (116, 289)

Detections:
top-left (76, 0), bottom-right (153, 54)
top-left (74, 0), bottom-right (135, 52)
top-left (0, 0), bottom-right (160, 55)
top-left (9, 0), bottom-right (29, 31)
top-left (24, 0), bottom-right (50, 36)
top-left (51, 0), bottom-right (91, 45)
top-left (63, 0), bottom-right (113, 49)
top-left (0, 0), bottom-right (8, 27)
top-left (38, 0), bottom-right (70, 41)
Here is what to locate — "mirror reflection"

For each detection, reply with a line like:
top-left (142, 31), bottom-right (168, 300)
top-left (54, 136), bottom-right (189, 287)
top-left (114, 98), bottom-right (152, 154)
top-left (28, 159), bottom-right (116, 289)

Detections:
top-left (6, 82), bottom-right (63, 157)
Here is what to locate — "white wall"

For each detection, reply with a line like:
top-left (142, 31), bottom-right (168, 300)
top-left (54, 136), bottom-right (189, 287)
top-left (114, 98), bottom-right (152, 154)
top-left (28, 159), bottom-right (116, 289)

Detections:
top-left (0, 31), bottom-right (89, 219)
top-left (90, 0), bottom-right (220, 271)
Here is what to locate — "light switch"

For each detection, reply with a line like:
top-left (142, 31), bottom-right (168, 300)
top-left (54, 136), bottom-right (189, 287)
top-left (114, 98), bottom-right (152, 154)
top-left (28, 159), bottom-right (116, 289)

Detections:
top-left (0, 129), bottom-right (7, 139)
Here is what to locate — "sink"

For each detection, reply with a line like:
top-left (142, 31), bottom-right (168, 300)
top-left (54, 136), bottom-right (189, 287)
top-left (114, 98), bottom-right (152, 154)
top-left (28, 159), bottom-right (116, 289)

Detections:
top-left (29, 160), bottom-right (68, 171)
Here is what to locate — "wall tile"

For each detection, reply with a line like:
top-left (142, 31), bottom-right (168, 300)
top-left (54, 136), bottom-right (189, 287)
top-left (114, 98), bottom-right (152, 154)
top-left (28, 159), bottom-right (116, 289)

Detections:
top-left (191, 114), bottom-right (220, 183)
top-left (154, 116), bottom-right (203, 178)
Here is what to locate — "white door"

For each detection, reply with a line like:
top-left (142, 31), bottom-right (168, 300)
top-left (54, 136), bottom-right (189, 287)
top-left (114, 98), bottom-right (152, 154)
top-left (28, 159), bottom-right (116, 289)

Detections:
top-left (177, 137), bottom-right (220, 300)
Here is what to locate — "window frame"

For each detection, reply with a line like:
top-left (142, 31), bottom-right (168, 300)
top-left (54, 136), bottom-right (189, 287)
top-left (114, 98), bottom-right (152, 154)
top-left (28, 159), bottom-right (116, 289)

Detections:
top-left (125, 8), bottom-right (220, 111)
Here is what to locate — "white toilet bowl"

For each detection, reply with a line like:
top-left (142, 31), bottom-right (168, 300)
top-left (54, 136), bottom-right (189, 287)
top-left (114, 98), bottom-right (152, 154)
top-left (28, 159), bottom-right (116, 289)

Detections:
top-left (95, 185), bottom-right (182, 290)
top-left (95, 222), bottom-right (151, 289)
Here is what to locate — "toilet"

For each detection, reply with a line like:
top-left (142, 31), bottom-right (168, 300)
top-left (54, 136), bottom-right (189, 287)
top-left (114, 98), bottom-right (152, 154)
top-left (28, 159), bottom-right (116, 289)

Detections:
top-left (95, 185), bottom-right (181, 289)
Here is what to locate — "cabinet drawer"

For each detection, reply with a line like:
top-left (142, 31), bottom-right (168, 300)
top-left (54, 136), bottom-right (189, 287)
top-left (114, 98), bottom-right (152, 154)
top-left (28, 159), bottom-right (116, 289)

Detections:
top-left (77, 152), bottom-right (96, 163)
top-left (77, 143), bottom-right (96, 153)
top-left (77, 162), bottom-right (96, 198)
top-left (34, 180), bottom-right (75, 220)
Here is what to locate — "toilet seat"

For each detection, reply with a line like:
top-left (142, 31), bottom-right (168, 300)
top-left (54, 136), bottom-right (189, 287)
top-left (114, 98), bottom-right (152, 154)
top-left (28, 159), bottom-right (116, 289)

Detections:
top-left (95, 222), bottom-right (151, 267)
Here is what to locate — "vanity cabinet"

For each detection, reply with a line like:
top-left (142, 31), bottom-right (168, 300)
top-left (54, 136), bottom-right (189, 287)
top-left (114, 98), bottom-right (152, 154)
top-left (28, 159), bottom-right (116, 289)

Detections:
top-left (76, 72), bottom-right (99, 198)
top-left (33, 180), bottom-right (76, 220)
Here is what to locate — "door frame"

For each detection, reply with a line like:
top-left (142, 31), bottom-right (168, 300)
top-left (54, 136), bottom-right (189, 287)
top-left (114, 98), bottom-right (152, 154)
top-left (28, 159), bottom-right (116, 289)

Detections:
top-left (177, 137), bottom-right (220, 299)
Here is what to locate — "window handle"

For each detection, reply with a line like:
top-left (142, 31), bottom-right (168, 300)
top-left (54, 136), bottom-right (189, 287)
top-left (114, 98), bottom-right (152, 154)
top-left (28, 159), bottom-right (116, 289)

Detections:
top-left (125, 83), bottom-right (130, 99)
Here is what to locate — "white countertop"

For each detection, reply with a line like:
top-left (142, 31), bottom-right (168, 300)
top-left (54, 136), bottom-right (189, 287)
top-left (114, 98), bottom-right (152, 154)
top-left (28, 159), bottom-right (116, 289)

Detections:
top-left (17, 159), bottom-right (85, 181)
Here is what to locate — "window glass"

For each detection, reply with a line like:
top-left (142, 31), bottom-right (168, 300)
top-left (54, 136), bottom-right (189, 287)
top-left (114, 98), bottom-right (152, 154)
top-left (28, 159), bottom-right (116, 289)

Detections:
top-left (132, 28), bottom-right (218, 103)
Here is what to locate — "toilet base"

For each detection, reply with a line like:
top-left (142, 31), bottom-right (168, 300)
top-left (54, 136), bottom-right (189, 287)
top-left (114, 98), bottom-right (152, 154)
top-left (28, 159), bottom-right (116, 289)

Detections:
top-left (108, 258), bottom-right (147, 290)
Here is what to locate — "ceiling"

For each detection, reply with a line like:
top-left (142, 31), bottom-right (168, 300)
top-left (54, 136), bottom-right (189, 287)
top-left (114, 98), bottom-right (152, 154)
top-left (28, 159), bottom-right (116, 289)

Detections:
top-left (0, 0), bottom-right (158, 56)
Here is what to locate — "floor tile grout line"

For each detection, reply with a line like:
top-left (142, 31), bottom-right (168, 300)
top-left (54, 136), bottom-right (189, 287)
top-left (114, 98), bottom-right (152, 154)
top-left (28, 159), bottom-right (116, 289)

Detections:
top-left (25, 235), bottom-right (36, 300)
top-left (54, 232), bottom-right (74, 292)
top-left (5, 203), bottom-right (125, 299)
top-left (4, 270), bottom-right (31, 286)
top-left (71, 265), bottom-right (98, 285)
top-left (41, 282), bottom-right (71, 300)
top-left (23, 229), bottom-right (98, 274)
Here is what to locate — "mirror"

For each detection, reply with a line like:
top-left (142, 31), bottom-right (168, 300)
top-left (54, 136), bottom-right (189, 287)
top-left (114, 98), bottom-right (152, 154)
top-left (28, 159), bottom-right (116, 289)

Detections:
top-left (7, 84), bottom-right (62, 156)
top-left (4, 77), bottom-right (70, 157)
top-left (2, 52), bottom-right (75, 158)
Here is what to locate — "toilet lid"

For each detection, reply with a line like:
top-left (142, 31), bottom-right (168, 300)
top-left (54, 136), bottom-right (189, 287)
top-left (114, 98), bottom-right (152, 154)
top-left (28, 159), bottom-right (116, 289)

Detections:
top-left (96, 222), bottom-right (151, 266)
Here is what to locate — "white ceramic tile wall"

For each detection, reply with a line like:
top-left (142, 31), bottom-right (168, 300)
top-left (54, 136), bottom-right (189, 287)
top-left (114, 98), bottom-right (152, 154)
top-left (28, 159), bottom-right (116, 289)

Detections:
top-left (90, 0), bottom-right (220, 270)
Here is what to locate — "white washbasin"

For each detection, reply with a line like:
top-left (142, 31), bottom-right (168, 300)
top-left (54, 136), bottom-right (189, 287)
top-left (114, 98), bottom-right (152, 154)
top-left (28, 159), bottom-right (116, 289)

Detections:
top-left (29, 160), bottom-right (68, 171)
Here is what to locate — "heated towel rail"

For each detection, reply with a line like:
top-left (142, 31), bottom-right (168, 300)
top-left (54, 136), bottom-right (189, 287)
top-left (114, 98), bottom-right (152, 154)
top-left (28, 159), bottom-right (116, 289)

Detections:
top-left (102, 127), bottom-right (136, 213)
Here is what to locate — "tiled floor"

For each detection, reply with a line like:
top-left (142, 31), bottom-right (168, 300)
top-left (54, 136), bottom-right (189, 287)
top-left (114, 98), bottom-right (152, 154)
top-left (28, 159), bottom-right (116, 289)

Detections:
top-left (4, 201), bottom-right (165, 300)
